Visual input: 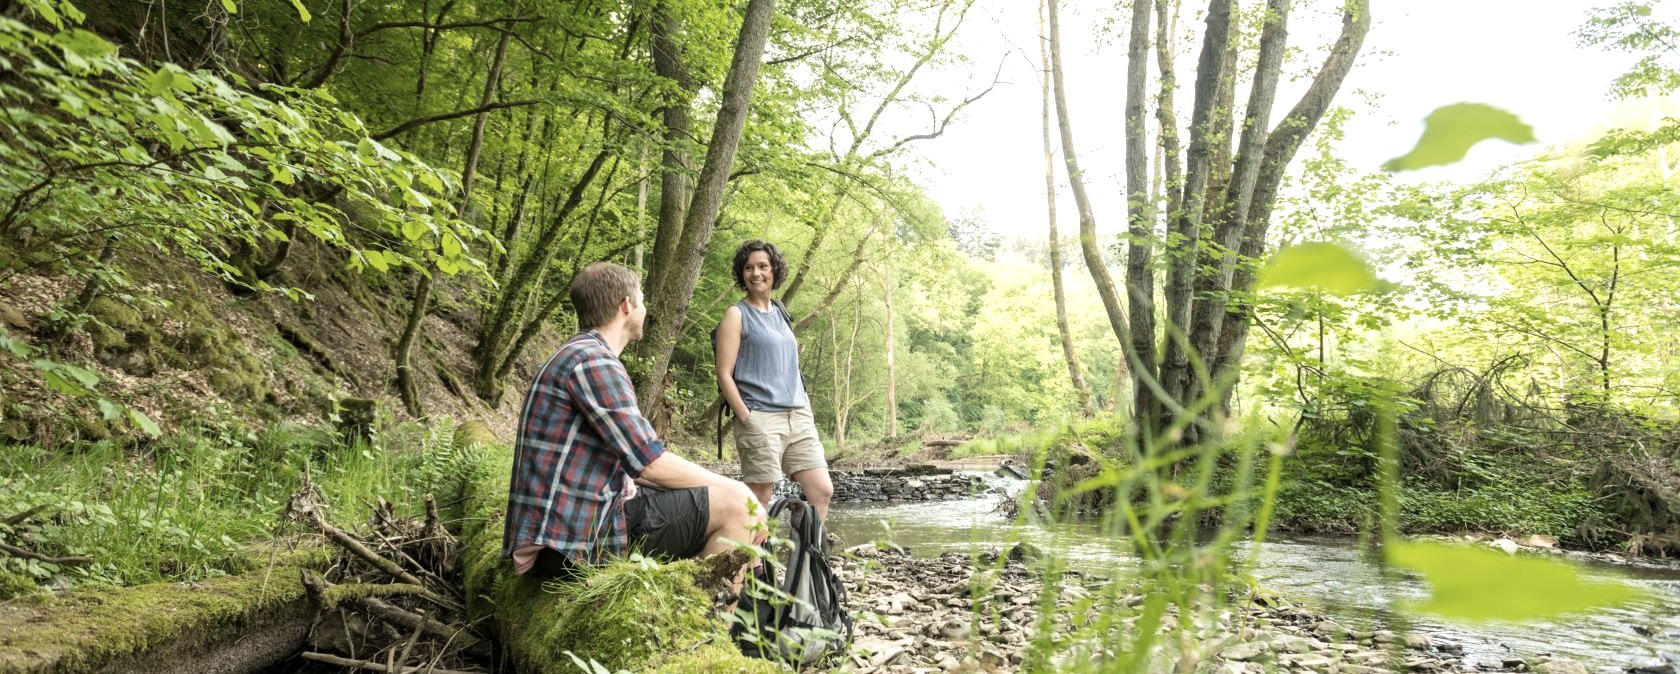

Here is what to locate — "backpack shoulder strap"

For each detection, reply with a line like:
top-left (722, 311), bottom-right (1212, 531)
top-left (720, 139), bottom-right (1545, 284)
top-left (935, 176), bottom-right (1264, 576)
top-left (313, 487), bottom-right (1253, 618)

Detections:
top-left (770, 298), bottom-right (794, 327)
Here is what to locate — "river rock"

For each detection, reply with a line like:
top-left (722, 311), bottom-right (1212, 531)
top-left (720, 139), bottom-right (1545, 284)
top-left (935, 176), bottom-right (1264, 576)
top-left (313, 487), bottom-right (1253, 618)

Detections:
top-left (1532, 657), bottom-right (1591, 674)
top-left (1629, 658), bottom-right (1678, 674)
top-left (1221, 641), bottom-right (1270, 661)
top-left (1403, 633), bottom-right (1433, 649)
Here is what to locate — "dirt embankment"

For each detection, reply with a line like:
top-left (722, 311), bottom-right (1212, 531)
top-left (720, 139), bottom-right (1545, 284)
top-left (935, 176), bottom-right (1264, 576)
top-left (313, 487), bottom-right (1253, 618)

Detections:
top-left (0, 242), bottom-right (557, 443)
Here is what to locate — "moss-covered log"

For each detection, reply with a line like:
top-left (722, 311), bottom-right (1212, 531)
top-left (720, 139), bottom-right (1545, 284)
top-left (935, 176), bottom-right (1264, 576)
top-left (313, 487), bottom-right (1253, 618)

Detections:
top-left (0, 545), bottom-right (331, 674)
top-left (454, 440), bottom-right (781, 674)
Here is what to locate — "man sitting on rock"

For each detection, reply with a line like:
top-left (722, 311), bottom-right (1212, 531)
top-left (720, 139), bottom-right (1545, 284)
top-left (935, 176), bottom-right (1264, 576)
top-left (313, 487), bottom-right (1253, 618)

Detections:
top-left (503, 261), bottom-right (766, 581)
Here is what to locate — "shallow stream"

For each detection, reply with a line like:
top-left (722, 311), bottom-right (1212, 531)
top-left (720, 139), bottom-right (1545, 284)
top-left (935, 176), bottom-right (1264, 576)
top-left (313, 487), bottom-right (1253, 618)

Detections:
top-left (823, 477), bottom-right (1680, 672)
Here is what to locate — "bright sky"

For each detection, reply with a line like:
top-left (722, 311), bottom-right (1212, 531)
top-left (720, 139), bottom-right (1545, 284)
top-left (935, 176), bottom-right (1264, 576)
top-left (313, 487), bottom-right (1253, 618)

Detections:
top-left (908, 0), bottom-right (1647, 238)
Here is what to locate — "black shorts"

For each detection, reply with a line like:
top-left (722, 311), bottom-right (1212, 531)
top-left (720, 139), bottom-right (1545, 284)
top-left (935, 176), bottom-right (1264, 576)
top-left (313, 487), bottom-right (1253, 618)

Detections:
top-left (624, 486), bottom-right (711, 560)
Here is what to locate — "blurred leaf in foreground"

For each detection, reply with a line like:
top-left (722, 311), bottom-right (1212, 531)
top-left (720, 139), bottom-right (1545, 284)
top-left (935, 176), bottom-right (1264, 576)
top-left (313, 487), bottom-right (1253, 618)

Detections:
top-left (1255, 242), bottom-right (1382, 295)
top-left (1387, 540), bottom-right (1644, 621)
top-left (1383, 103), bottom-right (1536, 171)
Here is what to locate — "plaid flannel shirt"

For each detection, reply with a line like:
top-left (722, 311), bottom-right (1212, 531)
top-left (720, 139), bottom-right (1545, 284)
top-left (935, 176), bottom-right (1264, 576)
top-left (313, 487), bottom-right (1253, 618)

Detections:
top-left (502, 331), bottom-right (665, 565)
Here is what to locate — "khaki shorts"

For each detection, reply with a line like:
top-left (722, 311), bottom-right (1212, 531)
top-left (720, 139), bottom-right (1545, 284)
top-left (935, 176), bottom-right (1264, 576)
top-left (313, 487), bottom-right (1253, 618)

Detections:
top-left (735, 406), bottom-right (826, 484)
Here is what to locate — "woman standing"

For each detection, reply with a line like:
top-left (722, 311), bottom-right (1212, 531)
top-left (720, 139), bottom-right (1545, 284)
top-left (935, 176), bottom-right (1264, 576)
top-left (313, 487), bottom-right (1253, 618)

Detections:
top-left (715, 240), bottom-right (834, 520)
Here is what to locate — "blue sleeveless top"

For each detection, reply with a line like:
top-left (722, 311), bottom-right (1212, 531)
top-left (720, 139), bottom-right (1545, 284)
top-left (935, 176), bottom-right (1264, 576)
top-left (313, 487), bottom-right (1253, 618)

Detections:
top-left (731, 300), bottom-right (808, 412)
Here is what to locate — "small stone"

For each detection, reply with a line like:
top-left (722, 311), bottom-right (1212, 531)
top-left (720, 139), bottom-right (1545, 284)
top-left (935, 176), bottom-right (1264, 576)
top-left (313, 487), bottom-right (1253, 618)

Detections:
top-left (1291, 654), bottom-right (1335, 671)
top-left (1312, 620), bottom-right (1347, 638)
top-left (870, 645), bottom-right (908, 667)
top-left (1629, 659), bottom-right (1678, 674)
top-left (1533, 657), bottom-right (1591, 674)
top-left (1222, 641), bottom-right (1270, 662)
top-left (1275, 636), bottom-right (1316, 654)
top-left (1402, 633), bottom-right (1432, 649)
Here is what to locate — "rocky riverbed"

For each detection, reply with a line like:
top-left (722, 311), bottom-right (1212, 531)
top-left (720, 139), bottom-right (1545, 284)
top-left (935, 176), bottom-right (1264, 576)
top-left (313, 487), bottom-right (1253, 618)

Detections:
top-left (827, 544), bottom-right (1551, 674)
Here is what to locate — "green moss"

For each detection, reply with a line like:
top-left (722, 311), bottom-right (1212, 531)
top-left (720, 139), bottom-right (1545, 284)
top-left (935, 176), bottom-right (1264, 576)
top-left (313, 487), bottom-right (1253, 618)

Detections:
top-left (86, 297), bottom-right (143, 334)
top-left (0, 544), bottom-right (330, 674)
top-left (458, 444), bottom-right (778, 674)
top-left (0, 566), bottom-right (42, 601)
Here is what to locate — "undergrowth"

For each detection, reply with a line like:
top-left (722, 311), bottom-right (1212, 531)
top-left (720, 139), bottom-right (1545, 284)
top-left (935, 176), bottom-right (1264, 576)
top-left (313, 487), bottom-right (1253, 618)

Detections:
top-left (0, 416), bottom-right (471, 597)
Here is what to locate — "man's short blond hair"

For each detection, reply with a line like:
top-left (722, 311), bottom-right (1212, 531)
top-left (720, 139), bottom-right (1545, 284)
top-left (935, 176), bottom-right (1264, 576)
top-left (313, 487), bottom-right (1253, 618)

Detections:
top-left (570, 262), bottom-right (641, 330)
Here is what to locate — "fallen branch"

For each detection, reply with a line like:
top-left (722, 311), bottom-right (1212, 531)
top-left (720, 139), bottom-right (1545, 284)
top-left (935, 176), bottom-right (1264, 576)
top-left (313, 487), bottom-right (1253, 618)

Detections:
top-left (299, 651), bottom-right (487, 674)
top-left (286, 478), bottom-right (461, 612)
top-left (1, 505), bottom-right (48, 527)
top-left (0, 541), bottom-right (92, 565)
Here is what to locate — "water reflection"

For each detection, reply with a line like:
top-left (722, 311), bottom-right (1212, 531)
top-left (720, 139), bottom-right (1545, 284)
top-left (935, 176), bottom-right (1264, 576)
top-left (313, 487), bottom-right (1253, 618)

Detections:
top-left (823, 481), bottom-right (1680, 671)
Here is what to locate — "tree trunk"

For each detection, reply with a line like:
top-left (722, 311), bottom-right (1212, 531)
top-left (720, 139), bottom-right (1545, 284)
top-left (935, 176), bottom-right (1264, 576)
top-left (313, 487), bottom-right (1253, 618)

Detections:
top-left (472, 143), bottom-right (612, 402)
top-left (637, 0), bottom-right (778, 415)
top-left (883, 260), bottom-right (899, 438)
top-left (1210, 0), bottom-right (1371, 407)
top-left (1183, 0), bottom-right (1287, 415)
top-left (1039, 0), bottom-right (1095, 418)
top-left (398, 23), bottom-right (512, 417)
top-left (1123, 0), bottom-right (1157, 430)
top-left (1046, 0), bottom-right (1133, 389)
top-left (635, 141), bottom-right (650, 269)
top-left (644, 1), bottom-right (695, 307)
top-left (1158, 0), bottom-right (1235, 424)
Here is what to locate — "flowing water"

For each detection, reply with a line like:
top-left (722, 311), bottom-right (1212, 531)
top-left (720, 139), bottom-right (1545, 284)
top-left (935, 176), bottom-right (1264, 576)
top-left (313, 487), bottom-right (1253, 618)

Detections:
top-left (823, 476), bottom-right (1680, 672)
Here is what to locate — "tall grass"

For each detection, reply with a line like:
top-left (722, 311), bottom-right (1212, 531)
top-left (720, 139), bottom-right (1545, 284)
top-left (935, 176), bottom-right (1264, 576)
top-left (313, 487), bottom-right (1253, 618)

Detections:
top-left (0, 418), bottom-right (469, 592)
top-left (948, 428), bottom-right (1057, 459)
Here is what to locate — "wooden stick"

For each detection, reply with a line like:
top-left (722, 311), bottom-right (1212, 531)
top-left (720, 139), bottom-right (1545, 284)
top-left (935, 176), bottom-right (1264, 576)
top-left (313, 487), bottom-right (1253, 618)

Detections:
top-left (0, 541), bottom-right (92, 565)
top-left (299, 651), bottom-right (486, 674)
top-left (286, 481), bottom-right (460, 611)
top-left (1, 505), bottom-right (47, 527)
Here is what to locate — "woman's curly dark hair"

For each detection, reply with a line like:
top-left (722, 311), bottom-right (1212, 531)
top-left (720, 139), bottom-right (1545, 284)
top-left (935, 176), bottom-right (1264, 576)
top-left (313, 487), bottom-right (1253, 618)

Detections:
top-left (732, 240), bottom-right (788, 290)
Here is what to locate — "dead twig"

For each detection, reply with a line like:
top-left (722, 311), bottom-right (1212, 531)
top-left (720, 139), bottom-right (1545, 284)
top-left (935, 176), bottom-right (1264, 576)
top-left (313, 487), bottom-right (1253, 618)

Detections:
top-left (0, 541), bottom-right (92, 565)
top-left (286, 478), bottom-right (461, 612)
top-left (1, 505), bottom-right (48, 527)
top-left (299, 651), bottom-right (487, 674)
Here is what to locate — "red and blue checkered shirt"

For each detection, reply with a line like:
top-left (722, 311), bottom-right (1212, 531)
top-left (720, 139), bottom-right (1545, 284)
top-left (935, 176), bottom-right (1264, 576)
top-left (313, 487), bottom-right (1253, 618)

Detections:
top-left (502, 331), bottom-right (665, 566)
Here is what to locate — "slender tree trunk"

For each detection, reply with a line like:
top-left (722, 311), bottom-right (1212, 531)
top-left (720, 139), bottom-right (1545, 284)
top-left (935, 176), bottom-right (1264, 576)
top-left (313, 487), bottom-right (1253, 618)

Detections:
top-left (1039, 0), bottom-right (1095, 418)
top-left (1601, 239), bottom-right (1618, 397)
top-left (780, 186), bottom-right (849, 306)
top-left (1046, 0), bottom-right (1133, 385)
top-left (883, 260), bottom-right (899, 437)
top-left (635, 142), bottom-right (649, 269)
top-left (644, 1), bottom-right (695, 309)
top-left (1184, 0), bottom-right (1287, 415)
top-left (637, 0), bottom-right (778, 415)
top-left (1123, 0), bottom-right (1157, 430)
top-left (1210, 0), bottom-right (1371, 407)
top-left (1158, 0), bottom-right (1235, 425)
top-left (397, 23), bottom-right (512, 417)
top-left (1156, 0), bottom-right (1182, 230)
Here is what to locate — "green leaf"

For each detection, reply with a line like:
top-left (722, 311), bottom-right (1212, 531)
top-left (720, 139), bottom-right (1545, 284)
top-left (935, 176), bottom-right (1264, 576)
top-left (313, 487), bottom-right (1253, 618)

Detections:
top-left (58, 362), bottom-right (101, 387)
top-left (97, 398), bottom-right (122, 421)
top-left (1255, 242), bottom-right (1381, 295)
top-left (1, 331), bottom-right (33, 358)
top-left (1387, 541), bottom-right (1643, 621)
top-left (401, 219), bottom-right (428, 242)
top-left (363, 249), bottom-right (389, 273)
top-left (417, 170), bottom-right (444, 193)
top-left (55, 29), bottom-right (117, 62)
top-left (289, 0), bottom-right (312, 22)
top-left (221, 0), bottom-right (238, 13)
top-left (1383, 103), bottom-right (1537, 171)
top-left (127, 408), bottom-right (161, 437)
top-left (441, 232), bottom-right (462, 258)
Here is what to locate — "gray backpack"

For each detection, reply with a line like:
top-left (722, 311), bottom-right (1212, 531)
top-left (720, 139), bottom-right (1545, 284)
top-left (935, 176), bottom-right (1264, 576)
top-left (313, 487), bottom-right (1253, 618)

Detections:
top-left (729, 498), bottom-right (852, 666)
